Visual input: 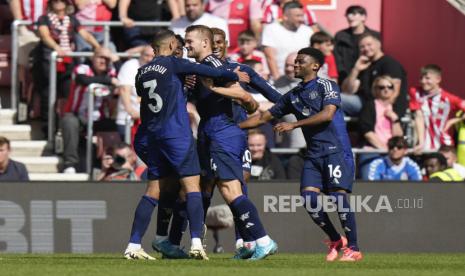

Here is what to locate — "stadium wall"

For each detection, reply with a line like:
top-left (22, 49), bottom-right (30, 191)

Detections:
top-left (1, 181), bottom-right (464, 253)
top-left (382, 0), bottom-right (465, 98)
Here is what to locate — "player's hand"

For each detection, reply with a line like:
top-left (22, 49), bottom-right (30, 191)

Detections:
top-left (199, 77), bottom-right (213, 89)
top-left (121, 17), bottom-right (135, 28)
top-left (354, 55), bottom-right (371, 72)
top-left (273, 122), bottom-right (296, 134)
top-left (185, 75), bottom-right (197, 89)
top-left (234, 66), bottom-right (250, 83)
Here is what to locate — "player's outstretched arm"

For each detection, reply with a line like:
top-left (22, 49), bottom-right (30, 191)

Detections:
top-left (274, 104), bottom-right (337, 134)
top-left (241, 64), bottom-right (281, 103)
top-left (174, 57), bottom-right (241, 82)
top-left (239, 111), bottom-right (274, 129)
top-left (201, 79), bottom-right (258, 113)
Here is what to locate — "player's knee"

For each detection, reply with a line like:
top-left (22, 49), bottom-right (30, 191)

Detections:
top-left (301, 190), bottom-right (320, 208)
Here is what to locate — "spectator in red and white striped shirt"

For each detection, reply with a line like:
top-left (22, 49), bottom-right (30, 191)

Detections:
top-left (60, 47), bottom-right (119, 173)
top-left (410, 64), bottom-right (465, 153)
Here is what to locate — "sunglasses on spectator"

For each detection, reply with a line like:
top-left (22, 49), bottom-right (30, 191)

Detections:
top-left (388, 144), bottom-right (406, 150)
top-left (376, 85), bottom-right (394, 90)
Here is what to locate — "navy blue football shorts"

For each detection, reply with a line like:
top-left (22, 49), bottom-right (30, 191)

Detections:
top-left (301, 151), bottom-right (355, 193)
top-left (198, 131), bottom-right (246, 185)
top-left (146, 134), bottom-right (200, 180)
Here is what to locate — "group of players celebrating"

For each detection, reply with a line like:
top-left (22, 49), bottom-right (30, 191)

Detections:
top-left (123, 25), bottom-right (363, 262)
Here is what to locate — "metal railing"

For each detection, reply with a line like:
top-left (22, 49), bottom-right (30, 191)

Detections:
top-left (10, 19), bottom-right (171, 111)
top-left (48, 51), bottom-right (139, 143)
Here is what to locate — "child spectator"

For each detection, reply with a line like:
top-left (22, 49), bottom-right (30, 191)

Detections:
top-left (229, 30), bottom-right (269, 76)
top-left (310, 31), bottom-right (338, 82)
top-left (367, 136), bottom-right (422, 181)
top-left (410, 64), bottom-right (465, 152)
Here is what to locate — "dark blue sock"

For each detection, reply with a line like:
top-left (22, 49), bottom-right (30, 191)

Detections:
top-left (302, 191), bottom-right (340, 242)
top-left (129, 195), bottom-right (158, 243)
top-left (169, 200), bottom-right (187, 245)
top-left (330, 192), bottom-right (359, 251)
top-left (230, 195), bottom-right (267, 240)
top-left (156, 195), bottom-right (175, 236)
top-left (202, 191), bottom-right (212, 220)
top-left (186, 192), bottom-right (204, 239)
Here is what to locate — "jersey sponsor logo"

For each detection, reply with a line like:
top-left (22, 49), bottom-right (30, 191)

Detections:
top-left (324, 91), bottom-right (338, 100)
top-left (240, 211), bottom-right (250, 221)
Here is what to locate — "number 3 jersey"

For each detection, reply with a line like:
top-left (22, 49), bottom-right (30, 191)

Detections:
top-left (135, 55), bottom-right (238, 139)
top-left (269, 77), bottom-right (352, 160)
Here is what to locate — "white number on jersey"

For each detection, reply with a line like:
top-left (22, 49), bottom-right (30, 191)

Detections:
top-left (143, 80), bottom-right (163, 113)
top-left (328, 164), bottom-right (342, 178)
top-left (242, 149), bottom-right (252, 163)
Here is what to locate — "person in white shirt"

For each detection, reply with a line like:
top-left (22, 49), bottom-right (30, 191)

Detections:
top-left (171, 0), bottom-right (229, 41)
top-left (262, 1), bottom-right (313, 80)
top-left (116, 45), bottom-right (154, 140)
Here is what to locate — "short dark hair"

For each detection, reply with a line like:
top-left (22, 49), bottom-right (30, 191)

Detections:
top-left (151, 29), bottom-right (175, 50)
top-left (297, 47), bottom-right (325, 66)
top-left (283, 1), bottom-right (302, 13)
top-left (345, 5), bottom-right (367, 16)
top-left (0, 136), bottom-right (10, 149)
top-left (238, 30), bottom-right (256, 43)
top-left (211, 27), bottom-right (226, 40)
top-left (424, 152), bottom-right (448, 168)
top-left (310, 32), bottom-right (333, 47)
top-left (387, 136), bottom-right (408, 149)
top-left (421, 64), bottom-right (442, 76)
top-left (175, 34), bottom-right (185, 46)
top-left (186, 25), bottom-right (214, 46)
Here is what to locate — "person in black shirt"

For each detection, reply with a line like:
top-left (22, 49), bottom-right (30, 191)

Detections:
top-left (0, 136), bottom-right (29, 181)
top-left (334, 5), bottom-right (380, 84)
top-left (341, 33), bottom-right (407, 118)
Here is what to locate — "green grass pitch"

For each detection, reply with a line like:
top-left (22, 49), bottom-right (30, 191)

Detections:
top-left (1, 253), bottom-right (465, 276)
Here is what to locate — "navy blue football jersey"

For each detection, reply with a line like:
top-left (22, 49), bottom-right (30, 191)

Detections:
top-left (135, 55), bottom-right (238, 139)
top-left (269, 77), bottom-right (352, 158)
top-left (222, 59), bottom-right (281, 125)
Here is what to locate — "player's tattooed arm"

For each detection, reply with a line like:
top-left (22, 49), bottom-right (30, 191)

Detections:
top-left (239, 111), bottom-right (274, 129)
top-left (274, 104), bottom-right (337, 134)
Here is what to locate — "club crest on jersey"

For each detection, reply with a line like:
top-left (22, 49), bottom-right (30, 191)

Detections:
top-left (309, 91), bottom-right (318, 100)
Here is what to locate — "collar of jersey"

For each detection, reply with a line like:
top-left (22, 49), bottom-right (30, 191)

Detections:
top-left (298, 77), bottom-right (319, 90)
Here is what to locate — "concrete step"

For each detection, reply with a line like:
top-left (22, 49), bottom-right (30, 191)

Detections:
top-left (29, 173), bottom-right (89, 181)
top-left (10, 140), bottom-right (51, 157)
top-left (13, 156), bottom-right (61, 173)
top-left (0, 109), bottom-right (15, 125)
top-left (0, 124), bottom-right (31, 140)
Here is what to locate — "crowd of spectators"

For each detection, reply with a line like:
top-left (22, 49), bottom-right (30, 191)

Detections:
top-left (2, 0), bottom-right (465, 182)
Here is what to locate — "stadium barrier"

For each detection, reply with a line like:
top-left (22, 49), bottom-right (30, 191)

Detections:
top-left (1, 181), bottom-right (464, 253)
